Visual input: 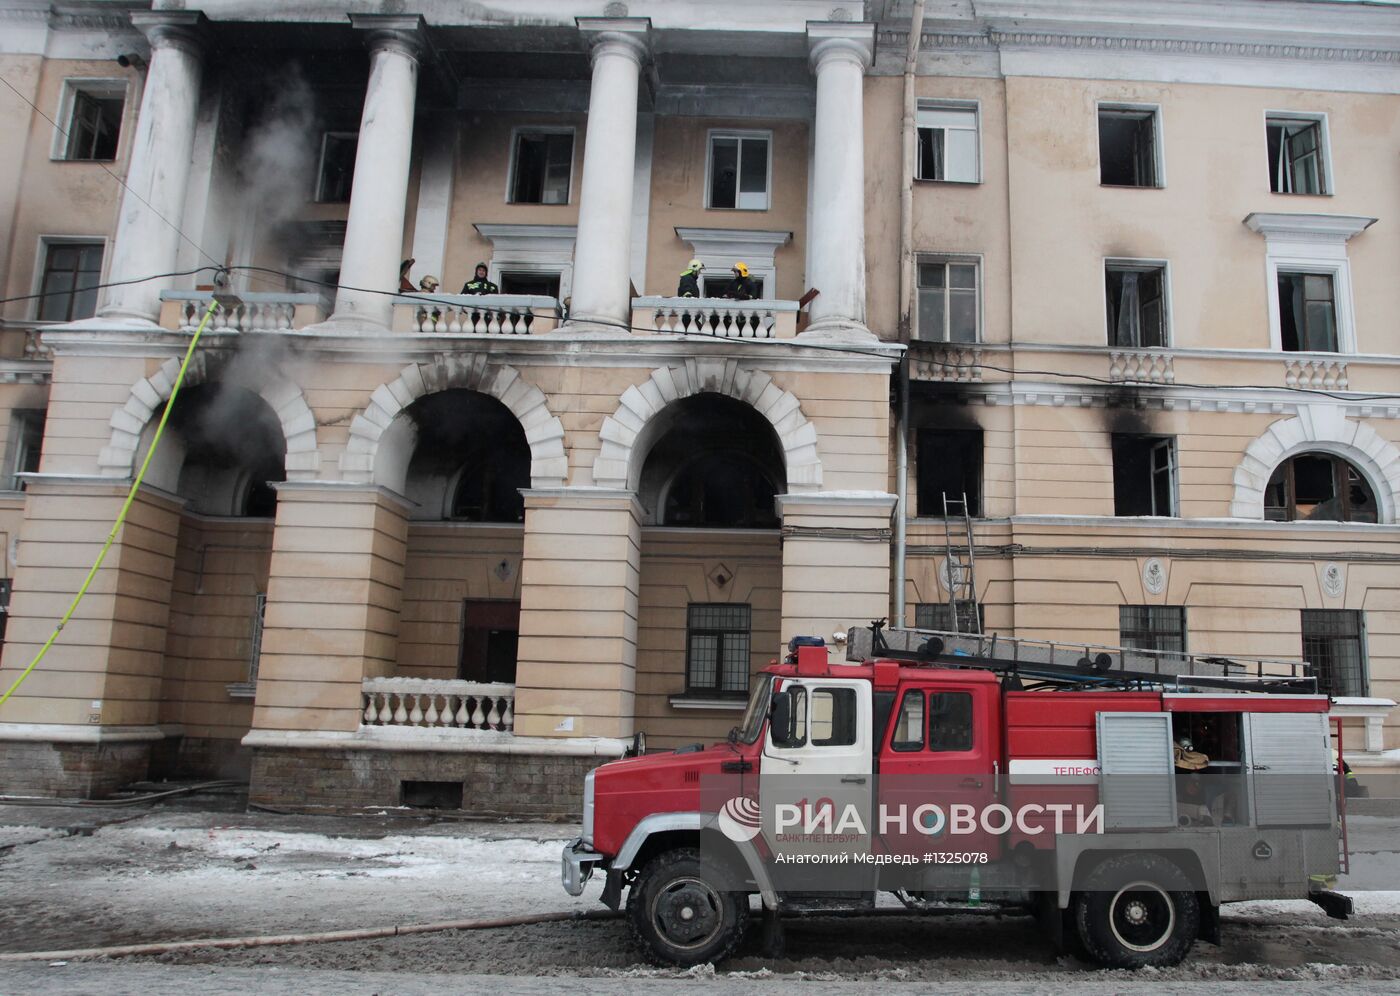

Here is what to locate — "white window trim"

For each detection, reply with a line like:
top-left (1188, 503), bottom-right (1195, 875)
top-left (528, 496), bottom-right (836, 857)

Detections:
top-left (504, 126), bottom-right (577, 206)
top-left (1103, 256), bottom-right (1173, 349)
top-left (915, 98), bottom-right (982, 184)
top-left (1096, 101), bottom-right (1166, 189)
top-left (704, 129), bottom-right (773, 212)
top-left (473, 223), bottom-right (577, 302)
top-left (315, 131), bottom-right (359, 203)
top-left (1263, 109), bottom-right (1333, 197)
top-left (914, 252), bottom-right (983, 344)
top-left (50, 78), bottom-right (128, 162)
top-left (30, 234), bottom-right (109, 322)
top-left (674, 226), bottom-right (791, 301)
top-left (1244, 213), bottom-right (1375, 354)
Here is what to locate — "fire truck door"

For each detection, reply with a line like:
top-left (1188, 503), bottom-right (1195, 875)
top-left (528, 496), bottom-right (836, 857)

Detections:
top-left (761, 677), bottom-right (873, 843)
top-left (1245, 712), bottom-right (1334, 826)
top-left (878, 683), bottom-right (1002, 859)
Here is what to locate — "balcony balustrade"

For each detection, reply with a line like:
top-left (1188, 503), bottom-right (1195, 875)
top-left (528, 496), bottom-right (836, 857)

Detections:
top-left (390, 294), bottom-right (561, 334)
top-left (361, 676), bottom-right (515, 733)
top-left (159, 291), bottom-right (324, 332)
top-left (632, 296), bottom-right (799, 339)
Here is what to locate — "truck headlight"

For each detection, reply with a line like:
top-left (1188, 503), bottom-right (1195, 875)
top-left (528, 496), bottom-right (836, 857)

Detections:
top-left (583, 769), bottom-right (596, 845)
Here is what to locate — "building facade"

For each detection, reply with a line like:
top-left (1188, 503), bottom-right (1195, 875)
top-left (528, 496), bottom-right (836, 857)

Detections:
top-left (0, 0), bottom-right (1395, 812)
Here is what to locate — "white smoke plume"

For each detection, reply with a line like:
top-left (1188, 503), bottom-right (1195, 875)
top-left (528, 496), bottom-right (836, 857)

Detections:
top-left (237, 68), bottom-right (319, 236)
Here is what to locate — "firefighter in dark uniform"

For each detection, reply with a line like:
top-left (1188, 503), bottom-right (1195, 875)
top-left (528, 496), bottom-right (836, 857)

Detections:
top-left (460, 262), bottom-right (498, 295)
top-left (677, 259), bottom-right (704, 298)
top-left (724, 261), bottom-right (757, 301)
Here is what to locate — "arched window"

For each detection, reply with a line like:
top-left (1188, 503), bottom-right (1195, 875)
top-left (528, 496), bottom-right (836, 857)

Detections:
top-left (166, 384), bottom-right (286, 518)
top-left (663, 453), bottom-right (779, 529)
top-left (401, 389), bottom-right (530, 523)
top-left (1265, 453), bottom-right (1377, 523)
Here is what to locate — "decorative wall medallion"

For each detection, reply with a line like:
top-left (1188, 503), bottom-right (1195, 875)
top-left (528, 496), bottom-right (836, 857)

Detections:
top-left (1142, 558), bottom-right (1167, 595)
top-left (1322, 562), bottom-right (1345, 598)
top-left (604, 2), bottom-right (629, 16)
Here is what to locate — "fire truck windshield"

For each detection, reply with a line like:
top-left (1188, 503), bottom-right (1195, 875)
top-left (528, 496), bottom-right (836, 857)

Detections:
top-left (732, 675), bottom-right (773, 745)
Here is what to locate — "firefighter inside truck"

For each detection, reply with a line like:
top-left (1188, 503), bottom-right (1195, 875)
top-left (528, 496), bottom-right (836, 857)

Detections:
top-left (1172, 712), bottom-right (1245, 826)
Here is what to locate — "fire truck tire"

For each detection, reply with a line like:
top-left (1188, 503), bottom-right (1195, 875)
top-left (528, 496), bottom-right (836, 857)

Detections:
top-left (1072, 853), bottom-right (1199, 968)
top-left (627, 847), bottom-right (749, 967)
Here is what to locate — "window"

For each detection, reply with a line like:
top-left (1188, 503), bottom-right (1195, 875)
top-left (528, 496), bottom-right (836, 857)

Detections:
top-left (702, 275), bottom-right (765, 299)
top-left (1105, 262), bottom-right (1167, 348)
top-left (929, 691), bottom-right (973, 752)
top-left (916, 428), bottom-right (982, 517)
top-left (246, 593), bottom-right (267, 685)
top-left (458, 599), bottom-right (521, 684)
top-left (0, 579), bottom-right (11, 650)
top-left (509, 130), bottom-right (573, 205)
top-left (916, 258), bottom-right (979, 343)
top-left (316, 132), bottom-right (358, 203)
top-left (891, 689), bottom-right (925, 751)
top-left (916, 103), bottom-right (979, 183)
top-left (1119, 605), bottom-right (1186, 655)
top-left (707, 132), bottom-right (770, 210)
top-left (1277, 271), bottom-right (1337, 352)
top-left (685, 603), bottom-right (751, 697)
top-left (914, 601), bottom-right (983, 634)
top-left (811, 688), bottom-right (857, 747)
top-left (1267, 116), bottom-right (1328, 195)
top-left (1264, 453), bottom-right (1377, 523)
top-left (37, 242), bottom-right (103, 322)
top-left (4, 411), bottom-right (44, 491)
top-left (499, 272), bottom-right (561, 298)
top-left (60, 81), bottom-right (124, 161)
top-left (1099, 104), bottom-right (1161, 188)
top-left (1112, 435), bottom-right (1176, 517)
top-left (1301, 609), bottom-right (1367, 697)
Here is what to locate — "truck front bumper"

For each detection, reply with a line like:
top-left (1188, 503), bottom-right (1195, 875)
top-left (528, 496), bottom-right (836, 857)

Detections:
top-left (561, 837), bottom-right (604, 897)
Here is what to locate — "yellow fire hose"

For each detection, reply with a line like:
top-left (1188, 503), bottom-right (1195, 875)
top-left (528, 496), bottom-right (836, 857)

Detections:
top-left (0, 297), bottom-right (222, 711)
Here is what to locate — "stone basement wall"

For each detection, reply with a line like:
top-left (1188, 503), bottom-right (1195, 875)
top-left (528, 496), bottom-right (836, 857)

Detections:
top-left (148, 736), bottom-right (253, 782)
top-left (0, 740), bottom-right (153, 798)
top-left (249, 747), bottom-right (600, 819)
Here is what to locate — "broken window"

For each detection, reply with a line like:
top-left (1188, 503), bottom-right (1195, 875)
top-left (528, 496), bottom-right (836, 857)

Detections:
top-left (1277, 271), bottom-right (1338, 352)
top-left (708, 133), bottom-right (770, 210)
top-left (510, 130), bottom-right (573, 205)
top-left (62, 81), bottom-right (123, 161)
top-left (1267, 117), bottom-right (1327, 195)
top-left (316, 132), bottom-right (358, 203)
top-left (37, 241), bottom-right (102, 322)
top-left (1099, 105), bottom-right (1160, 187)
top-left (916, 428), bottom-right (982, 517)
top-left (1264, 453), bottom-right (1377, 523)
top-left (686, 603), bottom-right (751, 697)
top-left (1105, 263), bottom-right (1166, 348)
top-left (917, 259), bottom-right (979, 343)
top-left (4, 410), bottom-right (44, 491)
top-left (663, 452), bottom-right (779, 528)
top-left (914, 600), bottom-right (983, 633)
top-left (1112, 434), bottom-right (1176, 516)
top-left (499, 272), bottom-right (561, 298)
top-left (701, 274), bottom-right (765, 299)
top-left (916, 103), bottom-right (979, 183)
top-left (1301, 609), bottom-right (1367, 697)
top-left (1119, 605), bottom-right (1186, 655)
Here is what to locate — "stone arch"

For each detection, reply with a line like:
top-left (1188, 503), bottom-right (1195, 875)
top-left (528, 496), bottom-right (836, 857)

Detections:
top-left (591, 359), bottom-right (823, 492)
top-left (98, 350), bottom-right (320, 480)
top-left (340, 353), bottom-right (567, 491)
top-left (1230, 404), bottom-right (1400, 522)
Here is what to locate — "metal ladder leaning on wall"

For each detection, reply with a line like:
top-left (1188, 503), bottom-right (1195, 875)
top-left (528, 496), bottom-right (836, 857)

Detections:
top-left (941, 492), bottom-right (982, 634)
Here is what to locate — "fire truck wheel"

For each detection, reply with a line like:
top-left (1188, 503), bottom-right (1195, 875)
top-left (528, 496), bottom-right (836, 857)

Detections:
top-left (1073, 854), bottom-right (1199, 968)
top-left (627, 848), bottom-right (749, 966)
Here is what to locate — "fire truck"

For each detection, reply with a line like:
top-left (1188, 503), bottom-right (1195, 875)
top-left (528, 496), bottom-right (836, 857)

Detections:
top-left (562, 621), bottom-right (1352, 968)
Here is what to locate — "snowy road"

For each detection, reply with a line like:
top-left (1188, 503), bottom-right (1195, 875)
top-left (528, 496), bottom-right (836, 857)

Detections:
top-left (1, 806), bottom-right (1398, 992)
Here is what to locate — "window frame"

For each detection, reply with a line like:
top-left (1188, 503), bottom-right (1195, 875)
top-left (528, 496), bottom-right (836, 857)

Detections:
top-left (1275, 268), bottom-right (1340, 353)
top-left (1301, 608), bottom-right (1368, 698)
top-left (704, 129), bottom-right (773, 212)
top-left (315, 131), bottom-right (359, 204)
top-left (1264, 452), bottom-right (1379, 524)
top-left (915, 253), bottom-right (982, 344)
top-left (1104, 258), bottom-right (1171, 348)
top-left (51, 78), bottom-right (127, 162)
top-left (915, 427), bottom-right (984, 518)
top-left (890, 688), bottom-right (925, 752)
top-left (1097, 102), bottom-right (1165, 189)
top-left (684, 602), bottom-right (752, 699)
top-left (1265, 110), bottom-right (1332, 197)
top-left (915, 99), bottom-right (982, 184)
top-left (31, 236), bottom-right (106, 323)
top-left (505, 126), bottom-right (577, 206)
top-left (1111, 433), bottom-right (1179, 518)
top-left (913, 600), bottom-right (984, 633)
top-left (1118, 605), bottom-right (1187, 656)
top-left (3, 409), bottom-right (45, 492)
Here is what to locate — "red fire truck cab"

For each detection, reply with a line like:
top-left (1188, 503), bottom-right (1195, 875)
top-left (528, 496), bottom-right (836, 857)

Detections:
top-left (562, 623), bottom-right (1350, 968)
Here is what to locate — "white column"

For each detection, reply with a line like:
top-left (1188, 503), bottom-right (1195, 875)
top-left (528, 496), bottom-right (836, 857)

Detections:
top-left (801, 22), bottom-right (875, 343)
top-left (98, 12), bottom-right (206, 324)
top-left (327, 16), bottom-right (423, 331)
top-left (566, 17), bottom-right (649, 334)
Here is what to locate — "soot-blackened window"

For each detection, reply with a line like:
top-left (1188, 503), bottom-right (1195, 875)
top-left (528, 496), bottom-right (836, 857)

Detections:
top-left (916, 429), bottom-right (982, 517)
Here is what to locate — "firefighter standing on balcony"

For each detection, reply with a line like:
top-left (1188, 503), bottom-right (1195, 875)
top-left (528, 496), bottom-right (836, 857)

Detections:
top-left (677, 258), bottom-right (704, 298)
top-left (460, 262), bottom-right (498, 295)
top-left (724, 261), bottom-right (757, 301)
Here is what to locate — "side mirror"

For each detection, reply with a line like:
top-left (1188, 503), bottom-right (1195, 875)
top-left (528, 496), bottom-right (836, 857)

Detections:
top-left (769, 690), bottom-right (799, 748)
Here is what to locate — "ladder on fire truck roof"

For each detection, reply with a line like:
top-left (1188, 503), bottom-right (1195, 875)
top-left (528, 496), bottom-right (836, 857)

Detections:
top-left (940, 493), bottom-right (982, 636)
top-left (846, 619), bottom-right (1319, 695)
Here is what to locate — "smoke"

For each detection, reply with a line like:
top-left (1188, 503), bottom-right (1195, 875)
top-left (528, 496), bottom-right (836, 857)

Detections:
top-left (237, 68), bottom-right (319, 237)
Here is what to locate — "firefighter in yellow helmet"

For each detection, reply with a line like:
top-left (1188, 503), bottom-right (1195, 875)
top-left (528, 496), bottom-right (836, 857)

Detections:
top-left (725, 261), bottom-right (757, 301)
top-left (677, 259), bottom-right (704, 298)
